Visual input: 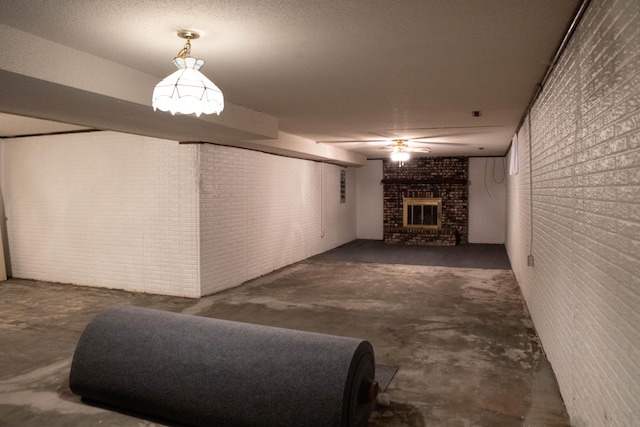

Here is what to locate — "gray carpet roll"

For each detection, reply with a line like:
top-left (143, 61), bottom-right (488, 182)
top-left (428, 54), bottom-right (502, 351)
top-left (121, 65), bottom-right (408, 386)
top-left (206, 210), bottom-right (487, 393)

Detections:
top-left (69, 306), bottom-right (376, 427)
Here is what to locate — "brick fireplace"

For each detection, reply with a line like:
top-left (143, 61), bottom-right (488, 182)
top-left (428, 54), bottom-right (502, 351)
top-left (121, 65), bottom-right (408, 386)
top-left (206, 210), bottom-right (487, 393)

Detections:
top-left (382, 157), bottom-right (468, 246)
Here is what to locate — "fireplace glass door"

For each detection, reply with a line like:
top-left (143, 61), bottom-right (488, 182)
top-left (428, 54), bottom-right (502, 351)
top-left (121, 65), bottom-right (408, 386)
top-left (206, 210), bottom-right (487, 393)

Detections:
top-left (403, 198), bottom-right (442, 229)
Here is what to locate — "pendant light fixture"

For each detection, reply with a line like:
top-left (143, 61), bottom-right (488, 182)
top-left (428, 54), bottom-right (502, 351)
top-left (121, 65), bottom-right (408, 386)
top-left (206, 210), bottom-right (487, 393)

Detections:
top-left (152, 31), bottom-right (224, 117)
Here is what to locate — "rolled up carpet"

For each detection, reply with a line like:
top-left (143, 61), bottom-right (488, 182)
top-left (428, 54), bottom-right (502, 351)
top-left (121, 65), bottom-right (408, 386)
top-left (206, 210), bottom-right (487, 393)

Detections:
top-left (69, 306), bottom-right (376, 427)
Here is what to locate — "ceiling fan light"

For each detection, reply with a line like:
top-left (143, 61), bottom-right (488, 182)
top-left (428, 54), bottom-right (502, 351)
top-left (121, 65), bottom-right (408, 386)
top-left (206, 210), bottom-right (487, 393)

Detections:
top-left (390, 151), bottom-right (410, 162)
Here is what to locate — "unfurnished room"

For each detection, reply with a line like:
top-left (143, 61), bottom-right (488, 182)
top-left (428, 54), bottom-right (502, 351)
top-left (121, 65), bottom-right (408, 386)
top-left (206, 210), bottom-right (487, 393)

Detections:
top-left (0, 0), bottom-right (638, 426)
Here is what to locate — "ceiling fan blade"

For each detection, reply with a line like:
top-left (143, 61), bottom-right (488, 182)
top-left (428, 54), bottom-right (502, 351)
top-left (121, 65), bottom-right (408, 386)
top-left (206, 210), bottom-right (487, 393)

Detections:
top-left (375, 125), bottom-right (503, 139)
top-left (317, 139), bottom-right (392, 146)
top-left (409, 139), bottom-right (471, 146)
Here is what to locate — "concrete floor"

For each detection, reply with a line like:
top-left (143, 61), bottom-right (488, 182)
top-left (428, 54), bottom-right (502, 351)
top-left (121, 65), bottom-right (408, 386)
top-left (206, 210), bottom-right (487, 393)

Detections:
top-left (0, 257), bottom-right (570, 426)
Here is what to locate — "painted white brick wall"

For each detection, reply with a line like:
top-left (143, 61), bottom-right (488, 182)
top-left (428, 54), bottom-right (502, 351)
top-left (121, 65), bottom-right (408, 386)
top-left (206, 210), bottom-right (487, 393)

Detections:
top-left (356, 160), bottom-right (384, 240)
top-left (0, 132), bottom-right (357, 298)
top-left (319, 162), bottom-right (357, 252)
top-left (0, 131), bottom-right (201, 297)
top-left (505, 0), bottom-right (640, 424)
top-left (469, 157), bottom-right (506, 243)
top-left (199, 144), bottom-right (356, 295)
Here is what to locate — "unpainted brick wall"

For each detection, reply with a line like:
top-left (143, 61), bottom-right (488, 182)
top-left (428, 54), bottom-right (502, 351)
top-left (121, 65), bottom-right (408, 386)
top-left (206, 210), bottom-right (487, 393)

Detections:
top-left (383, 157), bottom-right (468, 245)
top-left (505, 0), bottom-right (640, 424)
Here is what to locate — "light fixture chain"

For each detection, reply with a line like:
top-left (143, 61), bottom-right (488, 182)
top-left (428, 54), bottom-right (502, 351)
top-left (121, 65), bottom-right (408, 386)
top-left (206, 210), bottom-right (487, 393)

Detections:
top-left (176, 39), bottom-right (191, 59)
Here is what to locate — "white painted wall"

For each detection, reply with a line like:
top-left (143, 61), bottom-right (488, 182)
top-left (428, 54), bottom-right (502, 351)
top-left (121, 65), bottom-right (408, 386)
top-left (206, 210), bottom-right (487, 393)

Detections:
top-left (199, 144), bottom-right (357, 295)
top-left (505, 0), bottom-right (640, 424)
top-left (0, 133), bottom-right (359, 297)
top-left (469, 157), bottom-right (506, 243)
top-left (0, 131), bottom-right (201, 297)
top-left (356, 160), bottom-right (383, 240)
top-left (0, 211), bottom-right (5, 280)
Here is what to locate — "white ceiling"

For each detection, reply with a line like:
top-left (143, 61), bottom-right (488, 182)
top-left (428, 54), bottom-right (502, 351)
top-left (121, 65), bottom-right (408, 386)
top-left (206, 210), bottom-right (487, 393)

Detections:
top-left (0, 0), bottom-right (580, 164)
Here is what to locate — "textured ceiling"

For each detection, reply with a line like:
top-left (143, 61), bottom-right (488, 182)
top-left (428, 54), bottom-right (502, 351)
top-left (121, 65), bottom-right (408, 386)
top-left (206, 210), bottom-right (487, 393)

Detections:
top-left (0, 0), bottom-right (581, 162)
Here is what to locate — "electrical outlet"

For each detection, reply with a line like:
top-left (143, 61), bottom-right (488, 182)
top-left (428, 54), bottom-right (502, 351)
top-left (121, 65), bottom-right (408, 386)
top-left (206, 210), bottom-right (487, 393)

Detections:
top-left (527, 255), bottom-right (534, 267)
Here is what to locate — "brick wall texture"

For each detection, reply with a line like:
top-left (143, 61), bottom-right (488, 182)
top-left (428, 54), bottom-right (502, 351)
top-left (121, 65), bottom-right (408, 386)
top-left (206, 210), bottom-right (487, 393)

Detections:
top-left (0, 132), bottom-right (357, 297)
top-left (505, 0), bottom-right (640, 425)
top-left (199, 144), bottom-right (356, 295)
top-left (383, 157), bottom-right (468, 245)
top-left (0, 132), bottom-right (201, 297)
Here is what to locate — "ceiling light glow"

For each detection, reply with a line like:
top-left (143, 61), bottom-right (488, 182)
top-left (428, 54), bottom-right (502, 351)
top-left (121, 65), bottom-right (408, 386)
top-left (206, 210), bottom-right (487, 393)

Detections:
top-left (152, 31), bottom-right (224, 117)
top-left (390, 151), bottom-right (410, 162)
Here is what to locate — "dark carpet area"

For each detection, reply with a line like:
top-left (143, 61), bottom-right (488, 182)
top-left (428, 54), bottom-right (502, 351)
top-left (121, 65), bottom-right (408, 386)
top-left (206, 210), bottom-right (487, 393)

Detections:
top-left (312, 240), bottom-right (512, 270)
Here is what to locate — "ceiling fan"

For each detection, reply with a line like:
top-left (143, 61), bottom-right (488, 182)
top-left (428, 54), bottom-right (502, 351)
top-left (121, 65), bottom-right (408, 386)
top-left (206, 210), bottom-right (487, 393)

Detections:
top-left (318, 127), bottom-right (483, 160)
top-left (386, 139), bottom-right (430, 161)
top-left (374, 136), bottom-right (470, 161)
